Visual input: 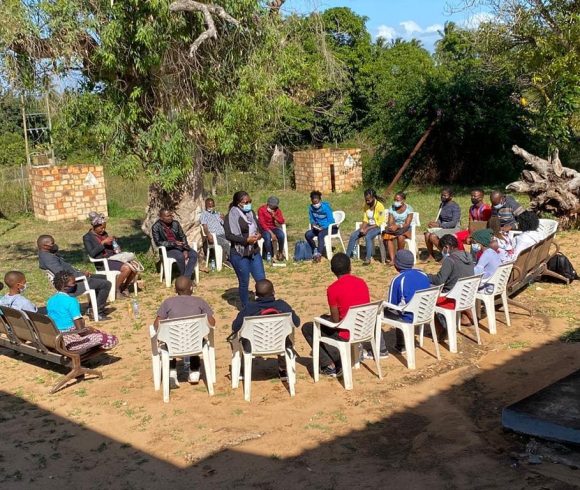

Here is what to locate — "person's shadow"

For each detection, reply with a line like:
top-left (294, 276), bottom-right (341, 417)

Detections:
top-left (221, 288), bottom-right (255, 311)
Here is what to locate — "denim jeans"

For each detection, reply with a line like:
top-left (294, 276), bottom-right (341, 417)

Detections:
top-left (346, 227), bottom-right (381, 260)
top-left (262, 227), bottom-right (285, 256)
top-left (229, 250), bottom-right (266, 307)
top-left (166, 248), bottom-right (197, 279)
top-left (305, 226), bottom-right (338, 257)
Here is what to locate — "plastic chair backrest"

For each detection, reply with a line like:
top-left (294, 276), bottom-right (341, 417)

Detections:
top-left (538, 219), bottom-right (558, 237)
top-left (340, 301), bottom-right (382, 342)
top-left (446, 275), bottom-right (483, 310)
top-left (402, 285), bottom-right (441, 324)
top-left (333, 211), bottom-right (345, 227)
top-left (157, 314), bottom-right (210, 357)
top-left (411, 212), bottom-right (421, 227)
top-left (0, 306), bottom-right (36, 343)
top-left (486, 262), bottom-right (514, 294)
top-left (239, 312), bottom-right (293, 355)
top-left (26, 311), bottom-right (60, 350)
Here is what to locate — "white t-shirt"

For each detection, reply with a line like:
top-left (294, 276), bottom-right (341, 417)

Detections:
top-left (513, 231), bottom-right (543, 258)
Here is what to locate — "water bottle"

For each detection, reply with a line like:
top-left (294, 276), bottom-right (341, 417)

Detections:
top-left (131, 299), bottom-right (139, 318)
top-left (210, 259), bottom-right (216, 272)
top-left (112, 239), bottom-right (121, 254)
top-left (266, 252), bottom-right (272, 265)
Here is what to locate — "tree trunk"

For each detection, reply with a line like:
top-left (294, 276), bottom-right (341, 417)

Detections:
top-left (141, 151), bottom-right (205, 248)
top-left (507, 145), bottom-right (580, 229)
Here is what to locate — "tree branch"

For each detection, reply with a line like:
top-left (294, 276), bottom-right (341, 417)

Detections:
top-left (169, 0), bottom-right (240, 57)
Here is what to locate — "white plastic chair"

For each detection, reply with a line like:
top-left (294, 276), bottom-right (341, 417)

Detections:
top-left (158, 243), bottom-right (199, 287)
top-left (257, 223), bottom-right (289, 261)
top-left (88, 256), bottom-right (138, 301)
top-left (538, 218), bottom-right (558, 238)
top-left (354, 221), bottom-right (386, 262)
top-left (313, 301), bottom-right (383, 390)
top-left (310, 211), bottom-right (346, 260)
top-left (475, 263), bottom-right (513, 335)
top-left (150, 314), bottom-right (216, 402)
top-left (44, 270), bottom-right (99, 322)
top-left (405, 212), bottom-right (420, 260)
top-left (435, 274), bottom-right (483, 353)
top-left (380, 285), bottom-right (443, 369)
top-left (230, 312), bottom-right (296, 401)
top-left (201, 226), bottom-right (224, 271)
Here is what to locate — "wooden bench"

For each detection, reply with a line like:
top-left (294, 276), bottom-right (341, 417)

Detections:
top-left (0, 306), bottom-right (105, 393)
top-left (506, 230), bottom-right (569, 315)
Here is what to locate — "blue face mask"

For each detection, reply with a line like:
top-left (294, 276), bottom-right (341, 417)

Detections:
top-left (241, 203), bottom-right (252, 213)
top-left (494, 202), bottom-right (503, 209)
top-left (392, 201), bottom-right (403, 209)
top-left (471, 243), bottom-right (481, 253)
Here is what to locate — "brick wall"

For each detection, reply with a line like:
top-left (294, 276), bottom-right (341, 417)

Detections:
top-left (29, 165), bottom-right (108, 222)
top-left (293, 148), bottom-right (362, 193)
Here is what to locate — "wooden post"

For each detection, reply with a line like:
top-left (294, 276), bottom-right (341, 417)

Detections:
top-left (385, 118), bottom-right (438, 197)
top-left (20, 94), bottom-right (31, 167)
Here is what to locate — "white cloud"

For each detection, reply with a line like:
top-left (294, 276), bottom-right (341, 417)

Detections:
top-left (425, 24), bottom-right (444, 34)
top-left (462, 12), bottom-right (495, 29)
top-left (376, 25), bottom-right (397, 42)
top-left (400, 20), bottom-right (422, 35)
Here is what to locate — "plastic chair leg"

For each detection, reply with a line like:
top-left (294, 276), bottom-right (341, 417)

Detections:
top-left (312, 323), bottom-right (320, 383)
top-left (429, 320), bottom-right (441, 360)
top-left (87, 290), bottom-right (99, 322)
top-left (402, 325), bottom-right (416, 369)
top-left (161, 350), bottom-right (170, 403)
top-left (339, 342), bottom-right (353, 390)
top-left (201, 345), bottom-right (214, 396)
top-left (324, 236), bottom-right (332, 260)
top-left (443, 310), bottom-right (458, 353)
top-left (205, 246), bottom-right (211, 268)
top-left (352, 343), bottom-right (361, 369)
top-left (164, 261), bottom-right (172, 288)
top-left (231, 347), bottom-right (241, 389)
top-left (215, 246), bottom-right (223, 271)
top-left (285, 349), bottom-right (296, 397)
top-left (483, 295), bottom-right (497, 335)
top-left (243, 352), bottom-right (253, 401)
top-left (472, 306), bottom-right (481, 345)
top-left (369, 333), bottom-right (383, 379)
top-left (159, 264), bottom-right (164, 284)
top-left (501, 292), bottom-right (511, 327)
top-left (152, 353), bottom-right (161, 391)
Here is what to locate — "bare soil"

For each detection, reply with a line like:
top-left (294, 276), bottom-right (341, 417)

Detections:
top-left (1, 233), bottom-right (579, 489)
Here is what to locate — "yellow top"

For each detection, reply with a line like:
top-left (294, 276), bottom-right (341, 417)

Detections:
top-left (362, 200), bottom-right (386, 226)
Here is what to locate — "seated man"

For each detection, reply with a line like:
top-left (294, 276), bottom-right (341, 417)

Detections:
top-left (471, 228), bottom-right (501, 283)
top-left (200, 197), bottom-right (231, 264)
top-left (154, 276), bottom-right (215, 385)
top-left (424, 188), bottom-right (462, 261)
top-left (257, 196), bottom-right (286, 262)
top-left (304, 190), bottom-right (336, 263)
top-left (47, 271), bottom-right (118, 353)
top-left (513, 211), bottom-right (543, 258)
top-left (455, 188), bottom-right (492, 250)
top-left (383, 250), bottom-right (431, 354)
top-left (490, 190), bottom-right (524, 229)
top-left (302, 253), bottom-right (388, 377)
top-left (231, 279), bottom-right (300, 380)
top-left (0, 271), bottom-right (38, 313)
top-left (38, 235), bottom-right (112, 321)
top-left (152, 208), bottom-right (198, 280)
top-left (428, 234), bottom-right (475, 329)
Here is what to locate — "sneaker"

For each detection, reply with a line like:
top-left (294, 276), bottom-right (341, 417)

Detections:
top-left (313, 254), bottom-right (322, 263)
top-left (320, 365), bottom-right (338, 377)
top-left (188, 370), bottom-right (200, 384)
top-left (278, 369), bottom-right (288, 382)
top-left (361, 349), bottom-right (389, 360)
top-left (362, 259), bottom-right (372, 266)
top-left (169, 369), bottom-right (180, 388)
top-left (223, 260), bottom-right (233, 270)
top-left (97, 314), bottom-right (112, 321)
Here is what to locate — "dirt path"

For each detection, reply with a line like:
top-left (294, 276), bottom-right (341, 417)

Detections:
top-left (0, 234), bottom-right (579, 489)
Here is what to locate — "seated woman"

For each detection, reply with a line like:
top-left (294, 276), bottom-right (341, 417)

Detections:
top-left (471, 229), bottom-right (501, 291)
top-left (83, 211), bottom-right (137, 298)
top-left (487, 216), bottom-right (515, 263)
top-left (382, 191), bottom-right (414, 265)
top-left (47, 271), bottom-right (118, 353)
top-left (513, 211), bottom-right (543, 258)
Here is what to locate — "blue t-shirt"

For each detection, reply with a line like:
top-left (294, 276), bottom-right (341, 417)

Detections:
top-left (308, 202), bottom-right (335, 228)
top-left (388, 204), bottom-right (414, 226)
top-left (387, 269), bottom-right (431, 322)
top-left (0, 294), bottom-right (38, 313)
top-left (47, 292), bottom-right (82, 331)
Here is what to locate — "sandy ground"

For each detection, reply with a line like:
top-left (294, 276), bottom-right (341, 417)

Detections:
top-left (1, 233), bottom-right (579, 489)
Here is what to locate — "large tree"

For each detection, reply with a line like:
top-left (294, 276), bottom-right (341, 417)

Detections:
top-left (0, 0), bottom-right (336, 241)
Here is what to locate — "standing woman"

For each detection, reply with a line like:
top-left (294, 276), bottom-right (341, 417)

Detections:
top-left (83, 212), bottom-right (137, 298)
top-left (382, 192), bottom-right (414, 265)
top-left (224, 191), bottom-right (266, 308)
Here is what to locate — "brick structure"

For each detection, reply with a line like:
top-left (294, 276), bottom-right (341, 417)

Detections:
top-left (293, 148), bottom-right (362, 193)
top-left (29, 165), bottom-right (108, 222)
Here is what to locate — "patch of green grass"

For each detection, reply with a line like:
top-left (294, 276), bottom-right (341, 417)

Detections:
top-left (507, 341), bottom-right (529, 350)
top-left (232, 408), bottom-right (244, 416)
top-left (304, 422), bottom-right (331, 432)
top-left (560, 327), bottom-right (580, 343)
top-left (74, 387), bottom-right (88, 397)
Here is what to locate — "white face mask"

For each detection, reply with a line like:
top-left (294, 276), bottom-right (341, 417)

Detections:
top-left (312, 202), bottom-right (322, 209)
top-left (19, 283), bottom-right (28, 293)
top-left (471, 243), bottom-right (481, 253)
top-left (206, 207), bottom-right (215, 213)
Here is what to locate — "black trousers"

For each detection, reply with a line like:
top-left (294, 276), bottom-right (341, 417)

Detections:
top-left (302, 319), bottom-right (343, 368)
top-left (75, 274), bottom-right (111, 313)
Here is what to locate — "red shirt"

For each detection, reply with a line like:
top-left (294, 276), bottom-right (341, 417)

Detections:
top-left (327, 274), bottom-right (370, 340)
top-left (470, 203), bottom-right (492, 222)
top-left (257, 205), bottom-right (285, 232)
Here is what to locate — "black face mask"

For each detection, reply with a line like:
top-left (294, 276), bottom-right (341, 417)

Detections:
top-left (64, 284), bottom-right (77, 294)
top-left (441, 197), bottom-right (450, 203)
top-left (50, 244), bottom-right (59, 253)
top-left (471, 197), bottom-right (481, 205)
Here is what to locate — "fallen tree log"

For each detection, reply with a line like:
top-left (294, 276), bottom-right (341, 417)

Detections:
top-left (507, 145), bottom-right (580, 229)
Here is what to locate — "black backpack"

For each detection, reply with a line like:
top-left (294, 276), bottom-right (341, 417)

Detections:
top-left (546, 253), bottom-right (578, 282)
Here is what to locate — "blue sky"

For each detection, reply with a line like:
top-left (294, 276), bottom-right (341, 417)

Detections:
top-left (283, 1), bottom-right (492, 51)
